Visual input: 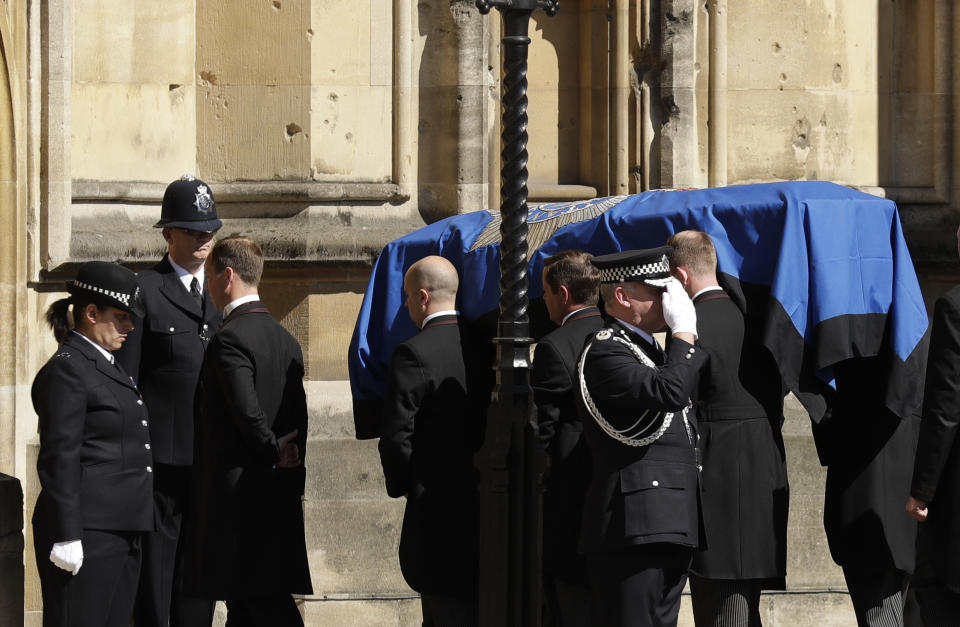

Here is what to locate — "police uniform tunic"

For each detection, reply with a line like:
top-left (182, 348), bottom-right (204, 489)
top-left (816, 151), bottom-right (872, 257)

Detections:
top-left (577, 318), bottom-right (707, 627)
top-left (32, 332), bottom-right (154, 627)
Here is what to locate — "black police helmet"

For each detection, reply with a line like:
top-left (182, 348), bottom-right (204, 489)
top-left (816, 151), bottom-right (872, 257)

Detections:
top-left (67, 261), bottom-right (145, 318)
top-left (155, 174), bottom-right (222, 233)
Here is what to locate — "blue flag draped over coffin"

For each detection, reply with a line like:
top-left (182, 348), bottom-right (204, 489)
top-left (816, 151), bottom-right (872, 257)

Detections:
top-left (348, 181), bottom-right (929, 440)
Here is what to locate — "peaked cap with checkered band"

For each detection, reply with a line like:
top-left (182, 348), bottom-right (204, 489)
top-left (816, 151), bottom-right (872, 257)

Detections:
top-left (67, 261), bottom-right (145, 317)
top-left (592, 246), bottom-right (674, 285)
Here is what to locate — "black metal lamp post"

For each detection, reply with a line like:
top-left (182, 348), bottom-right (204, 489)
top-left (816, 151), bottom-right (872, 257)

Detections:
top-left (474, 1), bottom-right (558, 626)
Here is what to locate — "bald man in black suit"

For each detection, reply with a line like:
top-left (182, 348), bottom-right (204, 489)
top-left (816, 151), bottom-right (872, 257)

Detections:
top-left (378, 255), bottom-right (487, 626)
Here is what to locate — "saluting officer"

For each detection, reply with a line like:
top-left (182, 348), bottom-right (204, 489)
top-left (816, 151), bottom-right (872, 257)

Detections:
top-left (577, 247), bottom-right (708, 627)
top-left (116, 175), bottom-right (222, 627)
top-left (33, 261), bottom-right (153, 626)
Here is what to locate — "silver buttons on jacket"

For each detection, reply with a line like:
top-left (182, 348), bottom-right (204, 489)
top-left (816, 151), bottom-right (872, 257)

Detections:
top-left (144, 443), bottom-right (151, 450)
top-left (652, 480), bottom-right (659, 487)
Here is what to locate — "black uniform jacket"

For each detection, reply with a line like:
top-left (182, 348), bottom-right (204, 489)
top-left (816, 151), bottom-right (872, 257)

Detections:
top-left (32, 332), bottom-right (154, 541)
top-left (687, 290), bottom-right (789, 585)
top-left (116, 255), bottom-right (221, 466)
top-left (532, 306), bottom-right (603, 585)
top-left (911, 285), bottom-right (960, 587)
top-left (378, 314), bottom-right (487, 598)
top-left (577, 317), bottom-right (708, 554)
top-left (812, 356), bottom-right (919, 572)
top-left (184, 301), bottom-right (312, 598)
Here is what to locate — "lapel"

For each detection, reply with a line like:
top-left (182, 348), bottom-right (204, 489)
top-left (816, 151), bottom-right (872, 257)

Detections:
top-left (156, 255), bottom-right (204, 319)
top-left (65, 333), bottom-right (136, 390)
top-left (609, 317), bottom-right (663, 365)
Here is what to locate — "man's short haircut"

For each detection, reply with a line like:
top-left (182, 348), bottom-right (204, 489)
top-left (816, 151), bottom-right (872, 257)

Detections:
top-left (543, 250), bottom-right (600, 306)
top-left (667, 230), bottom-right (717, 278)
top-left (210, 236), bottom-right (264, 286)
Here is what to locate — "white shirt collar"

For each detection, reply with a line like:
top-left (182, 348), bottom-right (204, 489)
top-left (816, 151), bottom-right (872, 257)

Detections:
top-left (168, 256), bottom-right (205, 292)
top-left (615, 318), bottom-right (656, 346)
top-left (421, 310), bottom-right (459, 328)
top-left (692, 285), bottom-right (723, 300)
top-left (71, 330), bottom-right (114, 364)
top-left (561, 306), bottom-right (593, 326)
top-left (223, 294), bottom-right (260, 317)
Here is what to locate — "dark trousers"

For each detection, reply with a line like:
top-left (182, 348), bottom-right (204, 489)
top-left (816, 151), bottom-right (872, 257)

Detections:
top-left (225, 595), bottom-right (303, 627)
top-left (543, 575), bottom-right (593, 627)
top-left (688, 575), bottom-right (762, 627)
top-left (34, 527), bottom-right (142, 627)
top-left (587, 544), bottom-right (693, 627)
top-left (907, 545), bottom-right (960, 627)
top-left (842, 565), bottom-right (909, 627)
top-left (420, 594), bottom-right (479, 627)
top-left (134, 464), bottom-right (214, 627)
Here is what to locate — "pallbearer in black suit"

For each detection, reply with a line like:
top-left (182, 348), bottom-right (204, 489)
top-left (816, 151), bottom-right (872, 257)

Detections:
top-left (905, 223), bottom-right (960, 624)
top-left (667, 231), bottom-right (789, 627)
top-left (184, 236), bottom-right (312, 626)
top-left (32, 261), bottom-right (153, 627)
top-left (533, 250), bottom-right (603, 627)
top-left (118, 175), bottom-right (221, 627)
top-left (378, 255), bottom-right (485, 626)
top-left (577, 247), bottom-right (708, 627)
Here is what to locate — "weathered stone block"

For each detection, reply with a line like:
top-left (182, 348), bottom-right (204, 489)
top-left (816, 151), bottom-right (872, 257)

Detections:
top-left (304, 498), bottom-right (409, 595)
top-left (301, 598), bottom-right (421, 627)
top-left (73, 0), bottom-right (196, 85)
top-left (305, 438), bottom-right (386, 502)
top-left (310, 0), bottom-right (375, 86)
top-left (310, 85), bottom-right (393, 183)
top-left (71, 83), bottom-right (196, 182)
top-left (305, 291), bottom-right (365, 381)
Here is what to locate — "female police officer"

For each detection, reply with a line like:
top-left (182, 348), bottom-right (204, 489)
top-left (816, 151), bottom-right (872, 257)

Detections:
top-left (32, 261), bottom-right (154, 626)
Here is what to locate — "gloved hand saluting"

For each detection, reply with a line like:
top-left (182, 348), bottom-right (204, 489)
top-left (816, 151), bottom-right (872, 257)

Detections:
top-left (648, 277), bottom-right (697, 338)
top-left (50, 539), bottom-right (83, 575)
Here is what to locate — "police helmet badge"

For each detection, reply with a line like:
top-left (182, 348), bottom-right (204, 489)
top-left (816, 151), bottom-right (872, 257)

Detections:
top-left (194, 185), bottom-right (214, 214)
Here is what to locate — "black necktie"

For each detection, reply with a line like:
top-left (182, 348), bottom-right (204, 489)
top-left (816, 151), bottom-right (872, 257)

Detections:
top-left (190, 277), bottom-right (203, 308)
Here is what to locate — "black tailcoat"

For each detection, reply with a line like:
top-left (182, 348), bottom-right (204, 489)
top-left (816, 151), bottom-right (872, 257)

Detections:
top-left (115, 255), bottom-right (221, 466)
top-left (688, 290), bottom-right (789, 585)
top-left (378, 314), bottom-right (486, 598)
top-left (911, 285), bottom-right (960, 587)
top-left (812, 357), bottom-right (919, 572)
top-left (577, 317), bottom-right (708, 554)
top-left (184, 301), bottom-right (312, 598)
top-left (532, 306), bottom-right (603, 586)
top-left (32, 333), bottom-right (154, 540)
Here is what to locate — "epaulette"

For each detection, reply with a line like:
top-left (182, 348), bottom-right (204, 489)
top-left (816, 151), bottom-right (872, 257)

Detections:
top-left (53, 351), bottom-right (71, 359)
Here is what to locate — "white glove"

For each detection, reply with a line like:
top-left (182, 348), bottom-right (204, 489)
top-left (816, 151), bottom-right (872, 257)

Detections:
top-left (50, 539), bottom-right (83, 575)
top-left (649, 277), bottom-right (697, 337)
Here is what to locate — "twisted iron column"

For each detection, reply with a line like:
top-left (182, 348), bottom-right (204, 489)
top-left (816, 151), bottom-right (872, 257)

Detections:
top-left (475, 2), bottom-right (557, 626)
